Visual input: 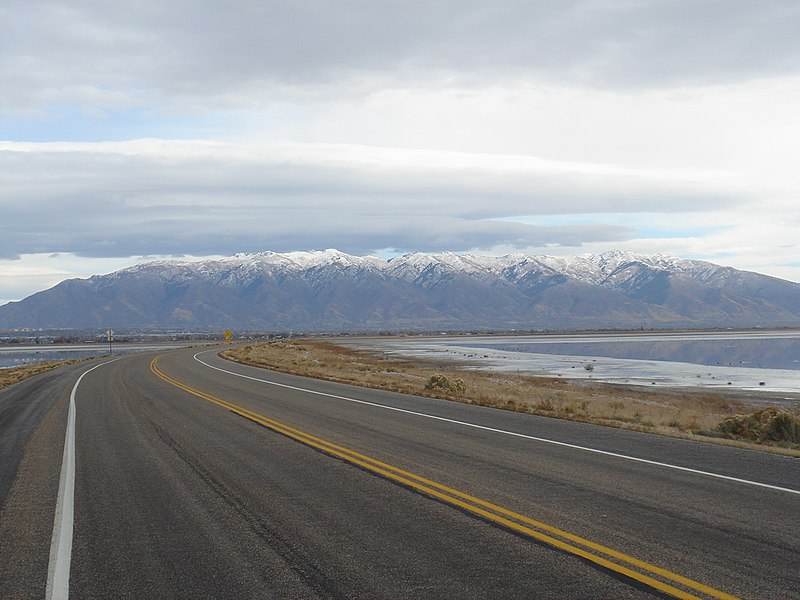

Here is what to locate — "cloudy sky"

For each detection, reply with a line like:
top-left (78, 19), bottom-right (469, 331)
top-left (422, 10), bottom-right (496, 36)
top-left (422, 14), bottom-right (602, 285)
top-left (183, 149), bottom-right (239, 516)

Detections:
top-left (2, 1), bottom-right (800, 304)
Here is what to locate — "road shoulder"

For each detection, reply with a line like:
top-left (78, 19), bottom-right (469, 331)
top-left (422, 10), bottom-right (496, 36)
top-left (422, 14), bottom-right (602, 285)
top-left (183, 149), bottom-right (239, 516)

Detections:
top-left (0, 377), bottom-right (71, 599)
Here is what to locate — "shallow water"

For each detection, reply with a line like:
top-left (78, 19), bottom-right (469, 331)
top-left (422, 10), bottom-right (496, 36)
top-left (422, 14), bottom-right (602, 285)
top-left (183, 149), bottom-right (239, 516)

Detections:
top-left (343, 331), bottom-right (800, 396)
top-left (471, 331), bottom-right (800, 370)
top-left (0, 343), bottom-right (188, 369)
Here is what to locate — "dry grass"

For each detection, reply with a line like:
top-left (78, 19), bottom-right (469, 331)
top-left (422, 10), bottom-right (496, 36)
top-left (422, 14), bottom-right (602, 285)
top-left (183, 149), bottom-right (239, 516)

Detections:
top-left (0, 359), bottom-right (84, 391)
top-left (221, 340), bottom-right (800, 456)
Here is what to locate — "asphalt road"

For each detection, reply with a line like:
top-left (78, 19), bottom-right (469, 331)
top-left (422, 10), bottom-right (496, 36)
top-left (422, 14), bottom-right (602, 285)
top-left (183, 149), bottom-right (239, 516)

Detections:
top-left (1, 347), bottom-right (798, 598)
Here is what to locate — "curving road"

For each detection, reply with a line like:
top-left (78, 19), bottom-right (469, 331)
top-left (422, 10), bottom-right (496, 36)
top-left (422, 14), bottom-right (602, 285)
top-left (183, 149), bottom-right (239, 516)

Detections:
top-left (1, 346), bottom-right (798, 599)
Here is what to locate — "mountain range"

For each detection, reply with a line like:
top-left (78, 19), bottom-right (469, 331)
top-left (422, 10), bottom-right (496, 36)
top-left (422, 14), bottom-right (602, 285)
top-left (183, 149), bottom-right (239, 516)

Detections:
top-left (1, 249), bottom-right (799, 331)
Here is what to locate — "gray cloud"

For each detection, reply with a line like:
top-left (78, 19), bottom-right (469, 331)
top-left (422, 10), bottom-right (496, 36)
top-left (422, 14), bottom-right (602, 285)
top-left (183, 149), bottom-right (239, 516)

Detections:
top-left (0, 140), bottom-right (743, 259)
top-left (2, 1), bottom-right (800, 115)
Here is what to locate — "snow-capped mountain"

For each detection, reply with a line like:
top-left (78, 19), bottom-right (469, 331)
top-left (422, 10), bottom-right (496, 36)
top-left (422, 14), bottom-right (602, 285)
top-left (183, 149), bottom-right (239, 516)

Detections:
top-left (1, 250), bottom-right (798, 330)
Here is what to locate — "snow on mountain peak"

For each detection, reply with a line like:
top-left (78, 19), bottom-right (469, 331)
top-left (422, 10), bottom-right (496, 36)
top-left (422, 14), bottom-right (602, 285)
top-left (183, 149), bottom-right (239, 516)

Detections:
top-left (7, 246), bottom-right (798, 331)
top-left (107, 248), bottom-right (732, 290)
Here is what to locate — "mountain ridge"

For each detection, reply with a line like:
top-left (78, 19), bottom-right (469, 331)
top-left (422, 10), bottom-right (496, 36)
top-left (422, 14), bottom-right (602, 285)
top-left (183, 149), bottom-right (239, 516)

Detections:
top-left (1, 250), bottom-right (798, 331)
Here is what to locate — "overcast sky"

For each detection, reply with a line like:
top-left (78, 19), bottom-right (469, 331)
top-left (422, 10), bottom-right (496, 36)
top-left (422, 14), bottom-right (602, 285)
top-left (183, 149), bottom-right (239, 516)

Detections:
top-left (2, 1), bottom-right (800, 304)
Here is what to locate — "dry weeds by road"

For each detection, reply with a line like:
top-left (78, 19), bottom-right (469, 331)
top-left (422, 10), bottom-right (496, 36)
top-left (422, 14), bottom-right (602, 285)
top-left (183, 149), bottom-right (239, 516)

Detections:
top-left (222, 340), bottom-right (800, 456)
top-left (0, 360), bottom-right (84, 391)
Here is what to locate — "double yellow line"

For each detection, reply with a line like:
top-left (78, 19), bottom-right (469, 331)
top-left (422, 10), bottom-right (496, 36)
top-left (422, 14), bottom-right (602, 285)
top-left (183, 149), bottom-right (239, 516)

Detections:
top-left (150, 356), bottom-right (738, 600)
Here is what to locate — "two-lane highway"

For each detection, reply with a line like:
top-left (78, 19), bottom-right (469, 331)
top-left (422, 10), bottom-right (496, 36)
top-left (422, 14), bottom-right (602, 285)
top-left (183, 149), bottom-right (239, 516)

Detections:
top-left (2, 347), bottom-right (798, 598)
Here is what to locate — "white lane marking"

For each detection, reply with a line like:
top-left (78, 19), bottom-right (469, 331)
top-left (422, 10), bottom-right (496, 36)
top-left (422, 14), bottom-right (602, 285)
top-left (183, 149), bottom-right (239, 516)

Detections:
top-left (46, 359), bottom-right (118, 600)
top-left (194, 351), bottom-right (800, 496)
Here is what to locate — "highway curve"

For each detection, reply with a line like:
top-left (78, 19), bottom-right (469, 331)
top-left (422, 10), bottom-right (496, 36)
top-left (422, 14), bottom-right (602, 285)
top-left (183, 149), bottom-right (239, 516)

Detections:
top-left (1, 346), bottom-right (798, 598)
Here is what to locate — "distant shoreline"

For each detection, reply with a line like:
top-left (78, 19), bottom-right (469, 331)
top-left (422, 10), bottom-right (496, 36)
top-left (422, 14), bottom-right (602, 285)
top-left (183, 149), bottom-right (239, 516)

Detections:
top-left (338, 330), bottom-right (800, 400)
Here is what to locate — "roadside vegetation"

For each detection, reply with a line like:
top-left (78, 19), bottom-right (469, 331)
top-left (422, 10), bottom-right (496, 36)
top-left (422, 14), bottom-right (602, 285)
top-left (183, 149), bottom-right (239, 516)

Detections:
top-left (713, 407), bottom-right (799, 446)
top-left (222, 340), bottom-right (800, 456)
top-left (0, 359), bottom-right (83, 391)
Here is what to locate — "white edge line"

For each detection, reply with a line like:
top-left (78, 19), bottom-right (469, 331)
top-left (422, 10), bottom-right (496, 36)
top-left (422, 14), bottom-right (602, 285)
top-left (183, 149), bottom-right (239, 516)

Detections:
top-left (193, 351), bottom-right (800, 496)
top-left (46, 358), bottom-right (120, 600)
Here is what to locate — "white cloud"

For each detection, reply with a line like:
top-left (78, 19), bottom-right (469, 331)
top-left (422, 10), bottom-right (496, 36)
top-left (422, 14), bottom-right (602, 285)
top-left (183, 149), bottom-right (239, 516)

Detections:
top-left (2, 1), bottom-right (800, 301)
top-left (0, 254), bottom-right (140, 305)
top-left (0, 138), bottom-right (746, 260)
top-left (4, 1), bottom-right (800, 116)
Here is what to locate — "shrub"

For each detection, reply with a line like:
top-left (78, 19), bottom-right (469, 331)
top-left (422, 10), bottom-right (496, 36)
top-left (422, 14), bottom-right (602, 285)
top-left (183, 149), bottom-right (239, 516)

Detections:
top-left (425, 374), bottom-right (466, 395)
top-left (716, 408), bottom-right (800, 445)
top-left (535, 398), bottom-right (555, 411)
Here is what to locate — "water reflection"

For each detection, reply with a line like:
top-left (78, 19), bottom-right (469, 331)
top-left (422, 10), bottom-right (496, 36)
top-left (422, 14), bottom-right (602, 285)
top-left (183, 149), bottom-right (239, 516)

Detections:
top-left (0, 350), bottom-right (103, 369)
top-left (0, 343), bottom-right (190, 369)
top-left (475, 337), bottom-right (800, 370)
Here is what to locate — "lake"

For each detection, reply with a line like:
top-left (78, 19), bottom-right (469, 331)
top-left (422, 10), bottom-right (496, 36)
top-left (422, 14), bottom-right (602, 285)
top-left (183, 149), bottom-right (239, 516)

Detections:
top-left (0, 343), bottom-right (193, 369)
top-left (469, 331), bottom-right (800, 370)
top-left (341, 330), bottom-right (800, 396)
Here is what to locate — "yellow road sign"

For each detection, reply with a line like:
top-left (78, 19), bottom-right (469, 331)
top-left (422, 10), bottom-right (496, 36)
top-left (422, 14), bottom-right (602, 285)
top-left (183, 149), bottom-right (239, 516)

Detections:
top-left (224, 330), bottom-right (232, 343)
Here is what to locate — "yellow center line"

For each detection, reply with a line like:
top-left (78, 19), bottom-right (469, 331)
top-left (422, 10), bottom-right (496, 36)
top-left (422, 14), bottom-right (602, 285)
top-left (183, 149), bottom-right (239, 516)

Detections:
top-left (150, 356), bottom-right (739, 600)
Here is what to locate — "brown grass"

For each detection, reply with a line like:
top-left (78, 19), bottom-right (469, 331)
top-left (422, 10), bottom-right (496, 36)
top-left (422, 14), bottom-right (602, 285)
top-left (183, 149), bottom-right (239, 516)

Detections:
top-left (221, 340), bottom-right (800, 456)
top-left (0, 359), bottom-right (84, 391)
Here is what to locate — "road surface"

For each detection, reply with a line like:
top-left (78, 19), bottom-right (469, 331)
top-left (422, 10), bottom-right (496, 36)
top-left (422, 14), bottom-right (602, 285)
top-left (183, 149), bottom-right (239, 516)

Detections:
top-left (1, 347), bottom-right (798, 598)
